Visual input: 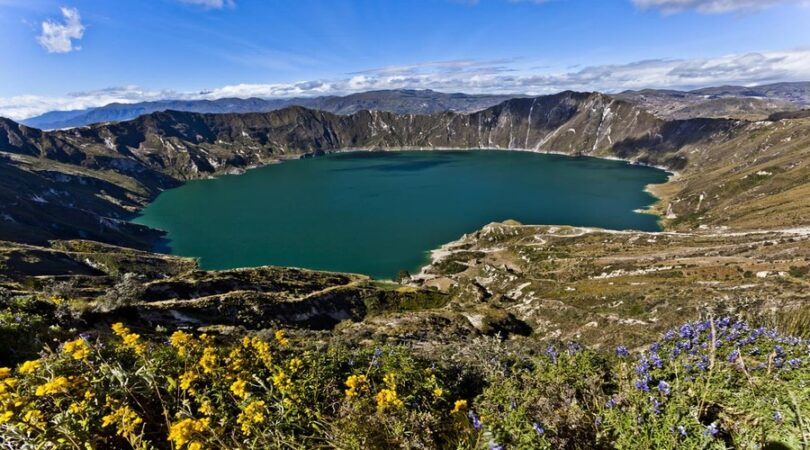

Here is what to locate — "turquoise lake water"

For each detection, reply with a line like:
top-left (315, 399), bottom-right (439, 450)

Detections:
top-left (133, 150), bottom-right (669, 279)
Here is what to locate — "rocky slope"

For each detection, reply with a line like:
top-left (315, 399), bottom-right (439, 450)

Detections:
top-left (403, 222), bottom-right (810, 346)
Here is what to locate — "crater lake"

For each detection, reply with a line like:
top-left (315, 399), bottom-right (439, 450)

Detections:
top-left (133, 150), bottom-right (670, 279)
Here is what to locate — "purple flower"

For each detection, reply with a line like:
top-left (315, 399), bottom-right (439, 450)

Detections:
top-left (787, 358), bottom-right (801, 367)
top-left (679, 324), bottom-right (696, 339)
top-left (468, 411), bottom-right (483, 430)
top-left (616, 346), bottom-right (630, 357)
top-left (650, 353), bottom-right (664, 369)
top-left (657, 380), bottom-right (670, 396)
top-left (489, 444), bottom-right (504, 450)
top-left (634, 379), bottom-right (650, 392)
top-left (773, 411), bottom-right (783, 423)
top-left (635, 359), bottom-right (650, 375)
top-left (727, 350), bottom-right (740, 363)
top-left (605, 397), bottom-right (618, 409)
top-left (371, 347), bottom-right (382, 367)
top-left (676, 425), bottom-right (687, 437)
top-left (649, 397), bottom-right (662, 415)
top-left (533, 421), bottom-right (545, 435)
top-left (705, 423), bottom-right (719, 437)
top-left (546, 345), bottom-right (558, 363)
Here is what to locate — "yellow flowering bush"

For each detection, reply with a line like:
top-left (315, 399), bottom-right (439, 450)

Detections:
top-left (0, 324), bottom-right (470, 449)
top-left (62, 338), bottom-right (91, 361)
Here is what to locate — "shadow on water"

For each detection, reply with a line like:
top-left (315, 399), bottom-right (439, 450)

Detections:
top-left (333, 159), bottom-right (455, 172)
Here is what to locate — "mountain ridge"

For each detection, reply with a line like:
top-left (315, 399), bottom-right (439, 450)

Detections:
top-left (18, 89), bottom-right (523, 130)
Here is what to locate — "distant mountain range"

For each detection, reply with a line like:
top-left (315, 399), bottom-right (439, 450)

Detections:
top-left (19, 90), bottom-right (522, 130)
top-left (615, 81), bottom-right (810, 120)
top-left (16, 82), bottom-right (810, 131)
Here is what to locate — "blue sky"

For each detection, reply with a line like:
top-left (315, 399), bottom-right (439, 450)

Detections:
top-left (1, 0), bottom-right (809, 119)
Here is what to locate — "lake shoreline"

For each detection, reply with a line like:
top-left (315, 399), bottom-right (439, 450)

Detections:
top-left (136, 148), bottom-right (671, 280)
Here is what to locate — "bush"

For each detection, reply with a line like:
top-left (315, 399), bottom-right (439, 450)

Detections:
top-left (0, 318), bottom-right (807, 449)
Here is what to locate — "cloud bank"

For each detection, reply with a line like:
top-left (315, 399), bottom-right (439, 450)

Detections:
top-left (179, 0), bottom-right (235, 9)
top-left (2, 48), bottom-right (810, 120)
top-left (632, 0), bottom-right (804, 14)
top-left (37, 7), bottom-right (85, 53)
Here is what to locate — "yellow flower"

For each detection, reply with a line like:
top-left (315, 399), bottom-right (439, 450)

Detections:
top-left (179, 371), bottom-right (198, 393)
top-left (383, 373), bottom-right (397, 389)
top-left (49, 295), bottom-right (66, 305)
top-left (228, 348), bottom-right (245, 371)
top-left (23, 409), bottom-right (45, 428)
top-left (112, 323), bottom-right (146, 355)
top-left (68, 401), bottom-right (85, 415)
top-left (376, 388), bottom-right (404, 410)
top-left (170, 330), bottom-right (195, 357)
top-left (35, 376), bottom-right (70, 397)
top-left (433, 388), bottom-right (444, 398)
top-left (198, 400), bottom-right (214, 416)
top-left (111, 322), bottom-right (128, 336)
top-left (451, 399), bottom-right (468, 414)
top-left (230, 379), bottom-right (248, 399)
top-left (168, 417), bottom-right (210, 448)
top-left (198, 347), bottom-right (218, 374)
top-left (251, 337), bottom-right (272, 363)
top-left (188, 442), bottom-right (204, 450)
top-left (287, 357), bottom-right (303, 373)
top-left (0, 377), bottom-right (18, 393)
top-left (272, 370), bottom-right (293, 394)
top-left (199, 333), bottom-right (215, 346)
top-left (63, 338), bottom-right (91, 361)
top-left (0, 368), bottom-right (10, 379)
top-left (237, 400), bottom-right (266, 435)
top-left (344, 374), bottom-right (367, 398)
top-left (18, 360), bottom-right (41, 374)
top-left (274, 330), bottom-right (289, 347)
top-left (0, 410), bottom-right (12, 424)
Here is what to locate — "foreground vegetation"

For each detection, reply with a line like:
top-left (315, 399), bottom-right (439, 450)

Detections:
top-left (0, 315), bottom-right (807, 449)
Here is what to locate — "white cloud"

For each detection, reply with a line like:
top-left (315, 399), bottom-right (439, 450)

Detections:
top-left (632, 0), bottom-right (801, 14)
top-left (2, 48), bottom-right (810, 120)
top-left (179, 0), bottom-right (235, 9)
top-left (37, 7), bottom-right (84, 53)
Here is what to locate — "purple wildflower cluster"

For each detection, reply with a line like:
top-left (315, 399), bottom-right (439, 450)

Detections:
top-left (632, 318), bottom-right (807, 394)
top-left (620, 317), bottom-right (809, 439)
